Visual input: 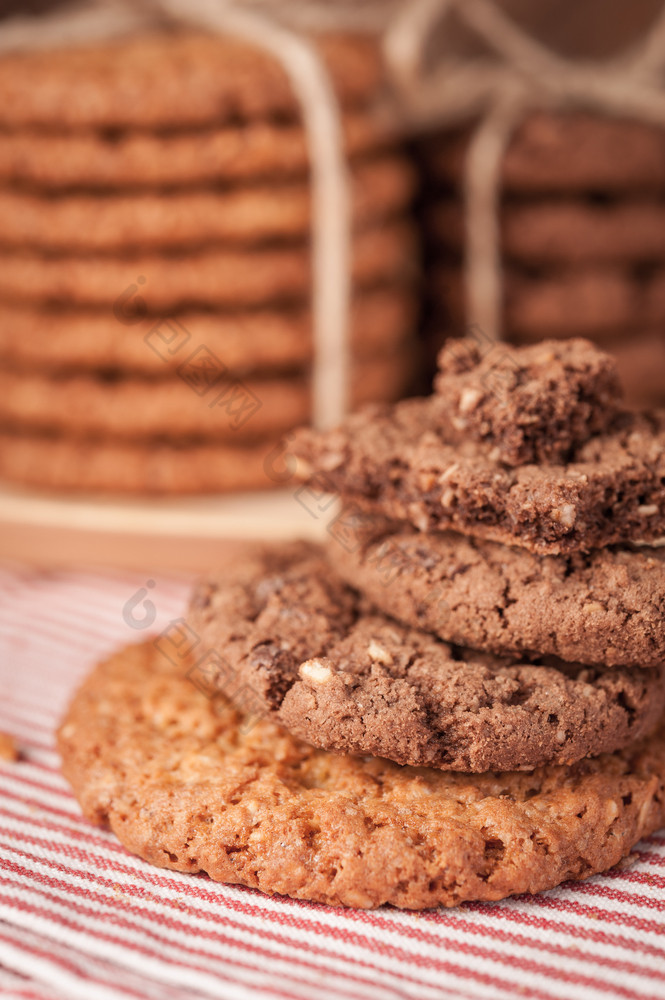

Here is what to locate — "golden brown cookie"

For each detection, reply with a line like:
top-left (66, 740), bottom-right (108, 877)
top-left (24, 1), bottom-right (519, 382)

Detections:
top-left (431, 199), bottom-right (665, 264)
top-left (0, 288), bottom-right (417, 375)
top-left (606, 330), bottom-right (665, 408)
top-left (0, 347), bottom-right (417, 442)
top-left (430, 264), bottom-right (665, 338)
top-left (0, 32), bottom-right (381, 128)
top-left (188, 543), bottom-right (665, 771)
top-left (0, 431), bottom-right (278, 495)
top-left (0, 156), bottom-right (414, 251)
top-left (424, 112), bottom-right (665, 192)
top-left (58, 639), bottom-right (665, 909)
top-left (0, 112), bottom-right (388, 190)
top-left (0, 219), bottom-right (416, 308)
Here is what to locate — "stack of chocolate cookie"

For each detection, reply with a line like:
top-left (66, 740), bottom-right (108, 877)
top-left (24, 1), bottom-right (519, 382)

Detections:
top-left (59, 337), bottom-right (665, 909)
top-left (0, 31), bottom-right (420, 495)
top-left (419, 110), bottom-right (665, 407)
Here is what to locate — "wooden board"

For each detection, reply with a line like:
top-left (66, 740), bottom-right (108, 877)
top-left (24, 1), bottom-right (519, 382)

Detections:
top-left (0, 484), bottom-right (335, 572)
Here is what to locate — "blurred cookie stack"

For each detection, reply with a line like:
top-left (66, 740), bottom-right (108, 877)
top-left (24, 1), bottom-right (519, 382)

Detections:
top-left (419, 111), bottom-right (665, 406)
top-left (0, 31), bottom-right (420, 495)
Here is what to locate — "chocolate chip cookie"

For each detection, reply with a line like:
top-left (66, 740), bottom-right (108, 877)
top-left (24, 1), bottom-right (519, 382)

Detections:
top-left (292, 401), bottom-right (665, 554)
top-left (434, 337), bottom-right (620, 466)
top-left (188, 543), bottom-right (665, 771)
top-left (328, 520), bottom-right (665, 668)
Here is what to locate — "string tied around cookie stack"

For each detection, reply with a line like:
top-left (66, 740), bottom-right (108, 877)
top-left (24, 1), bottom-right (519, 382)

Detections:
top-left (0, 0), bottom-right (397, 431)
top-left (6, 0), bottom-right (665, 413)
top-left (384, 0), bottom-right (665, 344)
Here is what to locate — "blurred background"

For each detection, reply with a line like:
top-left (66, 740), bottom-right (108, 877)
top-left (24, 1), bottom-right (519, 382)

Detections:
top-left (0, 0), bottom-right (663, 564)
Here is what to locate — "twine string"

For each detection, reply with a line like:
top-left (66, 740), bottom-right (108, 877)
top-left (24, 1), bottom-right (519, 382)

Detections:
top-left (156, 0), bottom-right (352, 430)
top-left (463, 90), bottom-right (525, 344)
top-left (382, 0), bottom-right (665, 339)
top-left (5, 0), bottom-right (665, 356)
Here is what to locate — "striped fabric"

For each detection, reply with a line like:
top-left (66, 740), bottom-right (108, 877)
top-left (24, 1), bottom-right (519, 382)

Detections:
top-left (0, 565), bottom-right (664, 1000)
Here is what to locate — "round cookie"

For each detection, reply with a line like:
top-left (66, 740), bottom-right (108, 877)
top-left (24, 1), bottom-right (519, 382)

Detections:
top-left (0, 112), bottom-right (388, 190)
top-left (430, 264), bottom-right (665, 338)
top-left (0, 288), bottom-right (417, 375)
top-left (425, 111), bottom-right (665, 193)
top-left (0, 432), bottom-right (279, 495)
top-left (0, 156), bottom-right (415, 251)
top-left (0, 348), bottom-right (416, 441)
top-left (188, 543), bottom-right (665, 772)
top-left (0, 219), bottom-right (416, 308)
top-left (430, 199), bottom-right (665, 264)
top-left (328, 522), bottom-right (665, 669)
top-left (0, 32), bottom-right (381, 128)
top-left (606, 330), bottom-right (665, 408)
top-left (58, 639), bottom-right (665, 909)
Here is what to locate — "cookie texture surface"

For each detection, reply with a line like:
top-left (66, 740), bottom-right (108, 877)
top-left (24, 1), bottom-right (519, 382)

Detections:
top-left (188, 543), bottom-right (665, 772)
top-left (0, 432), bottom-right (278, 495)
top-left (0, 32), bottom-right (381, 127)
top-left (0, 112), bottom-right (386, 190)
top-left (328, 521), bottom-right (665, 668)
top-left (292, 401), bottom-right (665, 554)
top-left (434, 337), bottom-right (620, 465)
top-left (0, 289), bottom-right (416, 375)
top-left (426, 112), bottom-right (665, 192)
top-left (431, 265), bottom-right (665, 338)
top-left (0, 220), bottom-right (415, 308)
top-left (431, 199), bottom-right (665, 264)
top-left (607, 331), bottom-right (665, 408)
top-left (0, 349), bottom-right (413, 442)
top-left (58, 640), bottom-right (665, 909)
top-left (0, 156), bottom-right (413, 251)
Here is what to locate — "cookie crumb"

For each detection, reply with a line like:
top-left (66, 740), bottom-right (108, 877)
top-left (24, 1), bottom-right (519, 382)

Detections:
top-left (613, 852), bottom-right (640, 871)
top-left (0, 732), bottom-right (18, 761)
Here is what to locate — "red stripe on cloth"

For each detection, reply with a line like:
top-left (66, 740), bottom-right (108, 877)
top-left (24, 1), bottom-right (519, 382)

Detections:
top-left (2, 566), bottom-right (665, 1000)
top-left (0, 866), bottom-right (434, 1000)
top-left (6, 859), bottom-right (665, 995)
top-left (5, 811), bottom-right (665, 969)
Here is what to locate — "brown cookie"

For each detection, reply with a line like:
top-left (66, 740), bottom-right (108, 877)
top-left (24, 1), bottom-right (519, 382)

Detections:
top-left (430, 198), bottom-right (665, 264)
top-left (434, 337), bottom-right (620, 465)
top-left (0, 33), bottom-right (381, 128)
top-left (0, 288), bottom-right (417, 375)
top-left (188, 543), bottom-right (665, 772)
top-left (424, 112), bottom-right (665, 192)
top-left (508, 329), bottom-right (665, 408)
top-left (430, 264), bottom-right (665, 338)
top-left (0, 219), bottom-right (416, 308)
top-left (57, 639), bottom-right (665, 909)
top-left (291, 401), bottom-right (665, 554)
top-left (0, 112), bottom-right (388, 190)
top-left (0, 156), bottom-right (415, 251)
top-left (605, 330), bottom-right (665, 409)
top-left (0, 431), bottom-right (281, 495)
top-left (0, 348), bottom-right (416, 442)
top-left (328, 520), bottom-right (665, 668)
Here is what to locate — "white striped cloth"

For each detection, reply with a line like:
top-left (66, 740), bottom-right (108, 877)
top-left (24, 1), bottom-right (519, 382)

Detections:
top-left (0, 564), bottom-right (664, 1000)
